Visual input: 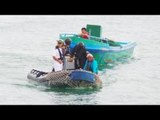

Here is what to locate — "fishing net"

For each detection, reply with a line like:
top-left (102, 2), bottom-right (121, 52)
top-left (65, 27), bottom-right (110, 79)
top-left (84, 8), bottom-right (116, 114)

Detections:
top-left (28, 69), bottom-right (102, 88)
top-left (46, 70), bottom-right (100, 87)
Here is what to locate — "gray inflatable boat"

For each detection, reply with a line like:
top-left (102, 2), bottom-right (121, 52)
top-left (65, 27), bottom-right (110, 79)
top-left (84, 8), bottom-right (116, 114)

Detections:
top-left (27, 69), bottom-right (102, 88)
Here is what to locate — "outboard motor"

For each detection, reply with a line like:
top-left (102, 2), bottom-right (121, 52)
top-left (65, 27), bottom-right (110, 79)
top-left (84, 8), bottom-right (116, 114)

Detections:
top-left (27, 69), bottom-right (48, 82)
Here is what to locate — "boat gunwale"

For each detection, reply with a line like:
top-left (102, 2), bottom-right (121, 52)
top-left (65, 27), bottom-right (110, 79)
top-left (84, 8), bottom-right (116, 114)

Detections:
top-left (60, 33), bottom-right (136, 52)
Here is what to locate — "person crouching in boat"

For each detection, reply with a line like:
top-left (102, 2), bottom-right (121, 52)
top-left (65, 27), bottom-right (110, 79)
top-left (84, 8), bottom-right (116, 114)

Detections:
top-left (70, 42), bottom-right (87, 69)
top-left (78, 27), bottom-right (89, 39)
top-left (63, 38), bottom-right (72, 56)
top-left (52, 40), bottom-right (64, 72)
top-left (83, 53), bottom-right (98, 74)
top-left (62, 38), bottom-right (72, 70)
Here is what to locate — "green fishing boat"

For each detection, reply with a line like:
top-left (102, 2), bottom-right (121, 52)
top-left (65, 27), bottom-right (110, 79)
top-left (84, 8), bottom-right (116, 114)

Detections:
top-left (60, 24), bottom-right (136, 69)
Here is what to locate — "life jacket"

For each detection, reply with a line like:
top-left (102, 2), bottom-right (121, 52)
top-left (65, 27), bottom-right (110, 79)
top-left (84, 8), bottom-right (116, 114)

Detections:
top-left (57, 48), bottom-right (64, 61)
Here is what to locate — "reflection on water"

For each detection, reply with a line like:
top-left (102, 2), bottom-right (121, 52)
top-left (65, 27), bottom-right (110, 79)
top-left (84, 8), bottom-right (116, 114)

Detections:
top-left (27, 79), bottom-right (102, 95)
top-left (44, 86), bottom-right (101, 95)
top-left (101, 56), bottom-right (135, 69)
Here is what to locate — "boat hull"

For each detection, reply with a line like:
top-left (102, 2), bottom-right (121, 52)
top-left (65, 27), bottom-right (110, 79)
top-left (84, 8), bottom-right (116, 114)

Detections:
top-left (60, 34), bottom-right (136, 69)
top-left (27, 69), bottom-right (102, 88)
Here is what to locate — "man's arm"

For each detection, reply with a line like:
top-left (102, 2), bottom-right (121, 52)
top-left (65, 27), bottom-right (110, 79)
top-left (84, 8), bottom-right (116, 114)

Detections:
top-left (83, 60), bottom-right (87, 70)
top-left (52, 56), bottom-right (63, 64)
top-left (70, 45), bottom-right (77, 58)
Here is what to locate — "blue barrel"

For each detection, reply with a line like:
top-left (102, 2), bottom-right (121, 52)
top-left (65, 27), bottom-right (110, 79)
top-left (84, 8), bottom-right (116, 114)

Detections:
top-left (69, 70), bottom-right (95, 83)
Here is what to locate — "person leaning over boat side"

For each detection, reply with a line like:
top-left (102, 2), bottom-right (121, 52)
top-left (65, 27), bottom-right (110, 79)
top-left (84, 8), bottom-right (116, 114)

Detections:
top-left (61, 38), bottom-right (72, 70)
top-left (63, 38), bottom-right (72, 56)
top-left (83, 53), bottom-right (98, 74)
top-left (78, 27), bottom-right (89, 39)
top-left (52, 40), bottom-right (64, 72)
top-left (70, 42), bottom-right (87, 69)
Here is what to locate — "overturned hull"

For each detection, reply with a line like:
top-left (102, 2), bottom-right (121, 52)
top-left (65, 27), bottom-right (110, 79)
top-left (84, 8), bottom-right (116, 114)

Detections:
top-left (27, 69), bottom-right (102, 88)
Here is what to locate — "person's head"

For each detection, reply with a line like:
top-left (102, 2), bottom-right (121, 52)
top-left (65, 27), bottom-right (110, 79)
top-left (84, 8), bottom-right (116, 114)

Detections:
top-left (57, 39), bottom-right (64, 47)
top-left (81, 27), bottom-right (87, 34)
top-left (61, 44), bottom-right (66, 49)
top-left (77, 42), bottom-right (84, 48)
top-left (65, 38), bottom-right (72, 46)
top-left (86, 53), bottom-right (94, 61)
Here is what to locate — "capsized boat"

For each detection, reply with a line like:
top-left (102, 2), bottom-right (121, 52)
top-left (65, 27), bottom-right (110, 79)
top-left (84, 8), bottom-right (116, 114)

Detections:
top-left (27, 69), bottom-right (102, 88)
top-left (60, 24), bottom-right (136, 69)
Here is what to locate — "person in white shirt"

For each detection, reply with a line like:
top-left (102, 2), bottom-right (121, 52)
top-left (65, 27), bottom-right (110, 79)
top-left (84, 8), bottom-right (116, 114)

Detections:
top-left (52, 40), bottom-right (64, 72)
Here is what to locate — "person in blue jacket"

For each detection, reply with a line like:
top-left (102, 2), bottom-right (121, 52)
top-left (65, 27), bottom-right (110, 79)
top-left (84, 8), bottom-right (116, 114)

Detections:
top-left (83, 53), bottom-right (98, 74)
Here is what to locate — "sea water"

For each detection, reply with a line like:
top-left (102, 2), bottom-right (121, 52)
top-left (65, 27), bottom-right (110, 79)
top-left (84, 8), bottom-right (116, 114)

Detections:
top-left (0, 15), bottom-right (160, 104)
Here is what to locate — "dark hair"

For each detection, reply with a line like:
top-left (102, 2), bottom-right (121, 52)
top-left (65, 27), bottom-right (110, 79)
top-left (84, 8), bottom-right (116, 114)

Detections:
top-left (81, 27), bottom-right (87, 31)
top-left (78, 42), bottom-right (84, 48)
top-left (78, 42), bottom-right (84, 46)
top-left (65, 38), bottom-right (71, 45)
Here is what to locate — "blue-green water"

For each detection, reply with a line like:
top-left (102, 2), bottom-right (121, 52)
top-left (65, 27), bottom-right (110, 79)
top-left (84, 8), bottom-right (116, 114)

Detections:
top-left (0, 15), bottom-right (160, 104)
